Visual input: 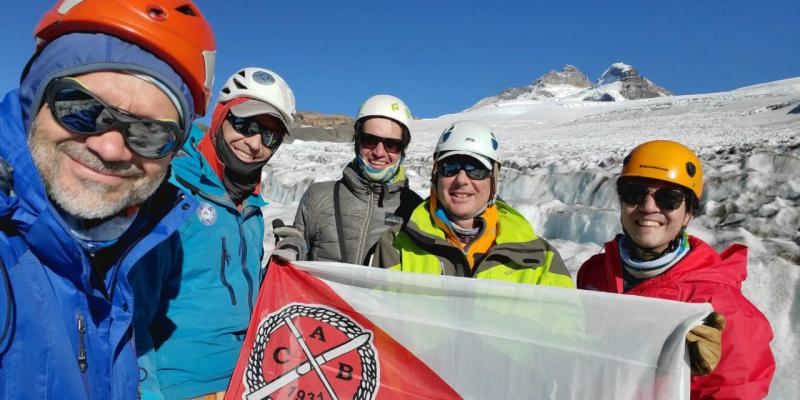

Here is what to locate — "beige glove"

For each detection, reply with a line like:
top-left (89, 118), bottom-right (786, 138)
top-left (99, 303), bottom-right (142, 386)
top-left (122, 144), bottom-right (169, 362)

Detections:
top-left (686, 311), bottom-right (726, 376)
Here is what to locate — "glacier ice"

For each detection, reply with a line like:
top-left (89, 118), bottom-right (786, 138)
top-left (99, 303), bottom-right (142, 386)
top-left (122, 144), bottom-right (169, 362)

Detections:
top-left (261, 77), bottom-right (800, 399)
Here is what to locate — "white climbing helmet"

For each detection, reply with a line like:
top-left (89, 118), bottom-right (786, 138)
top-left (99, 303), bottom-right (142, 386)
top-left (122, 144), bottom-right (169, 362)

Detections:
top-left (433, 120), bottom-right (501, 205)
top-left (355, 94), bottom-right (412, 133)
top-left (433, 120), bottom-right (499, 169)
top-left (218, 67), bottom-right (296, 132)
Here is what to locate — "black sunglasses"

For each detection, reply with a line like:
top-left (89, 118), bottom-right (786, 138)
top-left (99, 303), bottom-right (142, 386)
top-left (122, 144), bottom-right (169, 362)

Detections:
top-left (226, 113), bottom-right (284, 149)
top-left (45, 77), bottom-right (181, 159)
top-left (359, 132), bottom-right (404, 154)
top-left (617, 182), bottom-right (686, 211)
top-left (437, 160), bottom-right (492, 180)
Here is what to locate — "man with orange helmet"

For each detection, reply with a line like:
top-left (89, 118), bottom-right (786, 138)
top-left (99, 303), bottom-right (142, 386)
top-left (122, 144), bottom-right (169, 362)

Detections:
top-left (577, 140), bottom-right (775, 398)
top-left (0, 1), bottom-right (215, 398)
top-left (131, 67), bottom-right (294, 399)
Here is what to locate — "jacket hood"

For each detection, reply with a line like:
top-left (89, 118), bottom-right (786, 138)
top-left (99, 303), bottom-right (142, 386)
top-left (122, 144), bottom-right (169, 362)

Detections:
top-left (20, 32), bottom-right (193, 140)
top-left (675, 237), bottom-right (747, 289)
top-left (0, 90), bottom-right (85, 280)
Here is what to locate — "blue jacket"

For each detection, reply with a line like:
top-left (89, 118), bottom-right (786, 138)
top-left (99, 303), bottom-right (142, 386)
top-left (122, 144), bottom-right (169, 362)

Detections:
top-left (132, 124), bottom-right (266, 399)
top-left (0, 91), bottom-right (194, 399)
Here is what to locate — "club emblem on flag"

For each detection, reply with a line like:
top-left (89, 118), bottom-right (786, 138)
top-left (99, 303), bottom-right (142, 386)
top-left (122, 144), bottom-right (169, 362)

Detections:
top-left (243, 303), bottom-right (379, 400)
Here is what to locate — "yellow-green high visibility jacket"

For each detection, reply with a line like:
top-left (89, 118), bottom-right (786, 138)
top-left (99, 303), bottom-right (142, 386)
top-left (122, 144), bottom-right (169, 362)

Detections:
top-left (371, 199), bottom-right (574, 287)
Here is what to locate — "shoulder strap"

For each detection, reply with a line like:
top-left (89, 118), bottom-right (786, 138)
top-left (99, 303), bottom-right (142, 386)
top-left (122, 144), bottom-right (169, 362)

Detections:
top-left (333, 181), bottom-right (348, 263)
top-left (394, 186), bottom-right (420, 221)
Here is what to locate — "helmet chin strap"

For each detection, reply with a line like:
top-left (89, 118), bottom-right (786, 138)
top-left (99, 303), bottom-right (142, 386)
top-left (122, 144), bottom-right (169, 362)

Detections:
top-left (622, 226), bottom-right (687, 261)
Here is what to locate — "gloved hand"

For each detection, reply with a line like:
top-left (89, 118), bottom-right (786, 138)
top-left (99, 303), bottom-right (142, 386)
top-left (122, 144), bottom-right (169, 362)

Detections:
top-left (686, 311), bottom-right (726, 376)
top-left (271, 219), bottom-right (307, 262)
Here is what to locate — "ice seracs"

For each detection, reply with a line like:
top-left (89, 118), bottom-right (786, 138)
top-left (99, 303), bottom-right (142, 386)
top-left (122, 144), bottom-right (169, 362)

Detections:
top-left (263, 76), bottom-right (800, 400)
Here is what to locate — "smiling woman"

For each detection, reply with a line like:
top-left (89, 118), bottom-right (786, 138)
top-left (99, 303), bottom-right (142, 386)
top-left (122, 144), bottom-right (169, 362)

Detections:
top-left (283, 94), bottom-right (423, 266)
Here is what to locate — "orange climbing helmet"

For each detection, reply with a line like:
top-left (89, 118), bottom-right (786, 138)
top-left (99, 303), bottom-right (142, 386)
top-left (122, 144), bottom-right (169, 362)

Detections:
top-left (34, 0), bottom-right (216, 116)
top-left (620, 140), bottom-right (704, 201)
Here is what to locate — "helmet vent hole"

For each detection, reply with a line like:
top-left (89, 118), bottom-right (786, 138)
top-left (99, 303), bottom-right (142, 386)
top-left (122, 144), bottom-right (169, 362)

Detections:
top-left (221, 87), bottom-right (231, 95)
top-left (147, 6), bottom-right (167, 21)
top-left (175, 4), bottom-right (197, 16)
top-left (233, 80), bottom-right (247, 90)
top-left (686, 162), bottom-right (697, 177)
top-left (237, 70), bottom-right (247, 78)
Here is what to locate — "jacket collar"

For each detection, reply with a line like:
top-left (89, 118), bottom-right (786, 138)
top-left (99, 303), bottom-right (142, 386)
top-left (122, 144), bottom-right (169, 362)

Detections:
top-left (404, 199), bottom-right (544, 271)
top-left (605, 235), bottom-right (748, 293)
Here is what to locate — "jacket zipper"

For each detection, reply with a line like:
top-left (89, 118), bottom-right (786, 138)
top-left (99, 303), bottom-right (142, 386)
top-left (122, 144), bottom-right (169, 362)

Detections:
top-left (461, 221), bottom-right (489, 277)
top-left (236, 213), bottom-right (256, 315)
top-left (107, 194), bottom-right (186, 302)
top-left (77, 312), bottom-right (88, 372)
top-left (220, 237), bottom-right (236, 305)
top-left (408, 228), bottom-right (473, 277)
top-left (355, 190), bottom-right (374, 263)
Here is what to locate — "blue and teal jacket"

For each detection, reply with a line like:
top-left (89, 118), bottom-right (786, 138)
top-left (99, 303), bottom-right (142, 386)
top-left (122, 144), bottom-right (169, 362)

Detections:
top-left (131, 124), bottom-right (266, 399)
top-left (0, 91), bottom-right (195, 399)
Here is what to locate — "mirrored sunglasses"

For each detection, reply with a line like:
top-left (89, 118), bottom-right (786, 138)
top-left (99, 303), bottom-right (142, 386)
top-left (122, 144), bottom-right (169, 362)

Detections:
top-left (359, 132), bottom-right (404, 154)
top-left (437, 160), bottom-right (492, 180)
top-left (226, 113), bottom-right (283, 149)
top-left (617, 182), bottom-right (686, 211)
top-left (45, 77), bottom-right (181, 159)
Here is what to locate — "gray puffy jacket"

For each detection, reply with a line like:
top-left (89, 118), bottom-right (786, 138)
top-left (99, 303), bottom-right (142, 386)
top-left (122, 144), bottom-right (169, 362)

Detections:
top-left (294, 162), bottom-right (422, 264)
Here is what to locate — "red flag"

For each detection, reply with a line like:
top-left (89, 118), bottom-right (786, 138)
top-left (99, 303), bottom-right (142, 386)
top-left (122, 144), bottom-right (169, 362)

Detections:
top-left (225, 260), bottom-right (461, 400)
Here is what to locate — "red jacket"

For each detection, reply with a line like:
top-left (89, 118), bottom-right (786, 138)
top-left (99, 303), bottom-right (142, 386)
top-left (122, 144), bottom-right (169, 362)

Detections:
top-left (578, 236), bottom-right (775, 400)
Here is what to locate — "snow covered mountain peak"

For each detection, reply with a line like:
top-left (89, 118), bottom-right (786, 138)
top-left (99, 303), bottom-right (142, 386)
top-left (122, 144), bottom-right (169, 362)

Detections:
top-left (597, 62), bottom-right (636, 85)
top-left (469, 64), bottom-right (593, 110)
top-left (592, 62), bottom-right (672, 100)
top-left (469, 62), bottom-right (672, 110)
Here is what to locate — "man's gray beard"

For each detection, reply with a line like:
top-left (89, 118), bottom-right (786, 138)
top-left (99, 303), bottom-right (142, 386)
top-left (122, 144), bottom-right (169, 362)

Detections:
top-left (28, 122), bottom-right (167, 220)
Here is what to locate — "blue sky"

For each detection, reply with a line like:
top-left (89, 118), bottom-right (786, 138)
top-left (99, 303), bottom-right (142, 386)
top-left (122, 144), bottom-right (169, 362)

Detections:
top-left (1, 1), bottom-right (798, 120)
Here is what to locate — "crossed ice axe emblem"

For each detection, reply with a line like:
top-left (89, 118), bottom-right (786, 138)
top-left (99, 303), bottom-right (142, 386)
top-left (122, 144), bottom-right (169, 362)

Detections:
top-left (246, 316), bottom-right (371, 400)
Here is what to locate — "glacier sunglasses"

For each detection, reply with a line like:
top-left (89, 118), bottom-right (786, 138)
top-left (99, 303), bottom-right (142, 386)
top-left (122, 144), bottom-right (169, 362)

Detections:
top-left (437, 159), bottom-right (492, 180)
top-left (45, 77), bottom-right (181, 159)
top-left (617, 181), bottom-right (686, 211)
top-left (225, 113), bottom-right (284, 149)
top-left (358, 132), bottom-right (404, 154)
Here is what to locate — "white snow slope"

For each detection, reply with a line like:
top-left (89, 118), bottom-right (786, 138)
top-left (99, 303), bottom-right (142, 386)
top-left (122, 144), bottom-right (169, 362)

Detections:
top-left (262, 77), bottom-right (800, 399)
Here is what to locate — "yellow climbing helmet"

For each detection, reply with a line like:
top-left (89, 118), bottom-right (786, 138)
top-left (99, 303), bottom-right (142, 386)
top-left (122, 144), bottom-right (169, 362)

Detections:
top-left (621, 140), bottom-right (703, 201)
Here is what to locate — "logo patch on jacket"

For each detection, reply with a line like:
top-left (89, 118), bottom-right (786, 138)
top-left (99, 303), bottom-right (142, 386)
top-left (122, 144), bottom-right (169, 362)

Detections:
top-left (197, 202), bottom-right (217, 226)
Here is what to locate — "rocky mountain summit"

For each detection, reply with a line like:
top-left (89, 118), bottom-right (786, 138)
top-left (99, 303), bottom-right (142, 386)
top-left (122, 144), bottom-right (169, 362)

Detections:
top-left (470, 62), bottom-right (671, 110)
top-left (535, 64), bottom-right (592, 88)
top-left (595, 62), bottom-right (671, 99)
